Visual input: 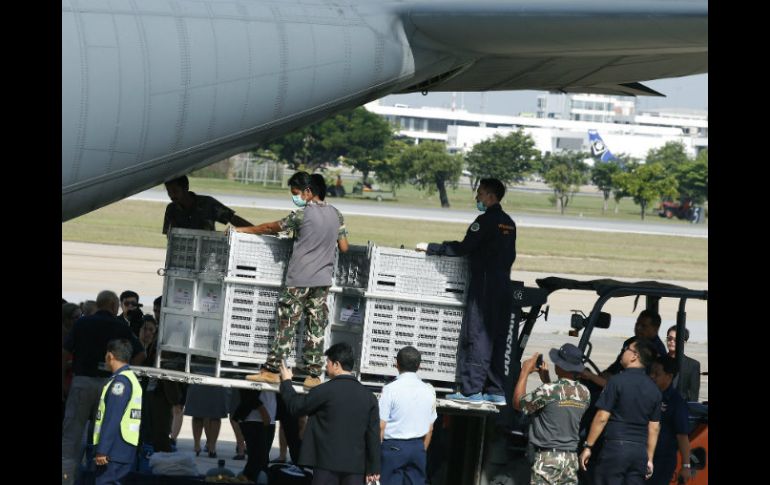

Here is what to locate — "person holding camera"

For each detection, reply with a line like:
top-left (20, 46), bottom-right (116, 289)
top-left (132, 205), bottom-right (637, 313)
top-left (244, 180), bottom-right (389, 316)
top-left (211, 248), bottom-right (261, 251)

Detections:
top-left (513, 344), bottom-right (591, 485)
top-left (117, 290), bottom-right (142, 330)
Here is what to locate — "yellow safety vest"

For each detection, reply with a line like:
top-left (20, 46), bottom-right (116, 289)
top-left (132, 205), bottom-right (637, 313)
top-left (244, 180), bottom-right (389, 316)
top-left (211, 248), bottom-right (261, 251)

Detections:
top-left (93, 368), bottom-right (143, 446)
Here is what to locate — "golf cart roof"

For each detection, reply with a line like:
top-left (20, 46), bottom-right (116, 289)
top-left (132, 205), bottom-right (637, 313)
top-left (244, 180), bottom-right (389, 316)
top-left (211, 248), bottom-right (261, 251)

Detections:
top-left (536, 277), bottom-right (707, 300)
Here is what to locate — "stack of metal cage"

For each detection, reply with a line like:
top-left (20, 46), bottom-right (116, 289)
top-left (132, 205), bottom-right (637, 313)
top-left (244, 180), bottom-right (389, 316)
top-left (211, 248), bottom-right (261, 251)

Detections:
top-left (359, 247), bottom-right (469, 383)
top-left (157, 230), bottom-right (467, 384)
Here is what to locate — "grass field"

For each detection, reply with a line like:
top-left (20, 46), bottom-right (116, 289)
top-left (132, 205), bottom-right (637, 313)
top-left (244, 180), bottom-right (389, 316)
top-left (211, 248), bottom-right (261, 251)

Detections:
top-left (172, 177), bottom-right (708, 224)
top-left (62, 199), bottom-right (707, 282)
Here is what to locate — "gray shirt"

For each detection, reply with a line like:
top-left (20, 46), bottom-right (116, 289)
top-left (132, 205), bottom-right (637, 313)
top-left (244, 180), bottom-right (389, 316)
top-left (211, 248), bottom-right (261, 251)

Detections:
top-left (283, 201), bottom-right (346, 287)
top-left (520, 378), bottom-right (591, 450)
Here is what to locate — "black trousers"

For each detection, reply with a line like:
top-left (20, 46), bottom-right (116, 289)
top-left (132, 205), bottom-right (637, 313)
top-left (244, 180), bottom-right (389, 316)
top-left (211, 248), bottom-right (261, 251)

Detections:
top-left (241, 421), bottom-right (276, 482)
top-left (312, 468), bottom-right (365, 485)
top-left (145, 389), bottom-right (174, 452)
top-left (459, 288), bottom-right (511, 395)
top-left (277, 394), bottom-right (302, 461)
top-left (594, 439), bottom-right (647, 485)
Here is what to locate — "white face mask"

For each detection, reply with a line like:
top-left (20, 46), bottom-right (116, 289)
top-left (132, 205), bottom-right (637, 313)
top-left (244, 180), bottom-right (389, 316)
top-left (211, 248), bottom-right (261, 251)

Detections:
top-left (292, 194), bottom-right (307, 207)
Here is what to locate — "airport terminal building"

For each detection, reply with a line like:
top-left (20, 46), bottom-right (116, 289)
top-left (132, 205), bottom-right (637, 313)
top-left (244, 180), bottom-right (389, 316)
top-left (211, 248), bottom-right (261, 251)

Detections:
top-left (366, 94), bottom-right (707, 161)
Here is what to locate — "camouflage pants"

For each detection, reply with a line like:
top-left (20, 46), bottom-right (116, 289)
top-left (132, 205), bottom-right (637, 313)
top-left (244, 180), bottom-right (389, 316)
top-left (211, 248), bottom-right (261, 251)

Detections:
top-left (265, 286), bottom-right (329, 376)
top-left (531, 450), bottom-right (579, 485)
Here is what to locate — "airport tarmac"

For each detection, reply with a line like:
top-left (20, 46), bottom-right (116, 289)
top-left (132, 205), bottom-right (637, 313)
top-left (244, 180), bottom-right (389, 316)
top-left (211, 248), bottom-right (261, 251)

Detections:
top-left (61, 241), bottom-right (708, 341)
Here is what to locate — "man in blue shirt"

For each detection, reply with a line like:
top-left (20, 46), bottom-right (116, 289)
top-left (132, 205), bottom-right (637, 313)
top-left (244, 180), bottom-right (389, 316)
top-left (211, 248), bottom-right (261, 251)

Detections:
top-left (379, 346), bottom-right (438, 485)
top-left (648, 355), bottom-right (692, 484)
top-left (93, 339), bottom-right (143, 485)
top-left (580, 338), bottom-right (662, 485)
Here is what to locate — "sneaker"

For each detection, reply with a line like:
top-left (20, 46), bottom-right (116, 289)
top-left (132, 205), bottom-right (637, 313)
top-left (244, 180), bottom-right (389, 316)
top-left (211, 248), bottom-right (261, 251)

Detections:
top-left (445, 392), bottom-right (485, 403)
top-left (303, 376), bottom-right (322, 389)
top-left (282, 464), bottom-right (306, 477)
top-left (483, 394), bottom-right (507, 406)
top-left (246, 369), bottom-right (281, 384)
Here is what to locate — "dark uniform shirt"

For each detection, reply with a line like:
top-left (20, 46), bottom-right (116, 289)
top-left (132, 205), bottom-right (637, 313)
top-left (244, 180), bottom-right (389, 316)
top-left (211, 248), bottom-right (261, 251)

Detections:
top-left (596, 367), bottom-right (662, 444)
top-left (162, 192), bottom-right (235, 234)
top-left (96, 364), bottom-right (138, 464)
top-left (426, 203), bottom-right (516, 295)
top-left (63, 310), bottom-right (145, 377)
top-left (654, 384), bottom-right (689, 461)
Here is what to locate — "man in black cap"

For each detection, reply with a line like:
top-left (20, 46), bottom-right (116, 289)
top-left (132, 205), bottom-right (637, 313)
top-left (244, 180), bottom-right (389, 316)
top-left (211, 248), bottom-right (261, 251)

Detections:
top-left (514, 344), bottom-right (591, 484)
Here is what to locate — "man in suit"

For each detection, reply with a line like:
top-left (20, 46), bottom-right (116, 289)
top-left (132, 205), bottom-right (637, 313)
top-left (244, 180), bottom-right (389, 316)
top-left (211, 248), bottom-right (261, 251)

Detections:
top-left (666, 326), bottom-right (701, 402)
top-left (279, 342), bottom-right (380, 485)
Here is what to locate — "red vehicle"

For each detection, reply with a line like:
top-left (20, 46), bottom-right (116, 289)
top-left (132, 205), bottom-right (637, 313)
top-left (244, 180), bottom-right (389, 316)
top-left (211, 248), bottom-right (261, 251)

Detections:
top-left (659, 198), bottom-right (698, 221)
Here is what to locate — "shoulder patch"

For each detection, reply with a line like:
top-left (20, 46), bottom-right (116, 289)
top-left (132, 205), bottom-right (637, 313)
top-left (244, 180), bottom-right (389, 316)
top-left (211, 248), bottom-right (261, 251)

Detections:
top-left (111, 382), bottom-right (125, 396)
top-left (470, 222), bottom-right (480, 232)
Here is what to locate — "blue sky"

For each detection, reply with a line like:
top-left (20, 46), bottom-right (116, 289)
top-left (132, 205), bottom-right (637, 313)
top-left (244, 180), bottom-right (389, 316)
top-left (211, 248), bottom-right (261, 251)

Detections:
top-left (381, 74), bottom-right (707, 116)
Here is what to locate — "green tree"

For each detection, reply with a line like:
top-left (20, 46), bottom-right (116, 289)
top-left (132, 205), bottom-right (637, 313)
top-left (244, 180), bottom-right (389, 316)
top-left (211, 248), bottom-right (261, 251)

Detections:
top-left (267, 128), bottom-right (317, 170)
top-left (397, 141), bottom-right (463, 208)
top-left (613, 163), bottom-right (678, 220)
top-left (267, 107), bottom-right (392, 173)
top-left (591, 154), bottom-right (636, 214)
top-left (465, 130), bottom-right (539, 190)
top-left (646, 142), bottom-right (708, 204)
top-left (542, 152), bottom-right (590, 214)
top-left (671, 148), bottom-right (708, 204)
top-left (610, 158), bottom-right (638, 214)
top-left (371, 139), bottom-right (410, 195)
top-left (332, 108), bottom-right (393, 183)
top-left (591, 160), bottom-right (621, 214)
top-left (645, 141), bottom-right (689, 169)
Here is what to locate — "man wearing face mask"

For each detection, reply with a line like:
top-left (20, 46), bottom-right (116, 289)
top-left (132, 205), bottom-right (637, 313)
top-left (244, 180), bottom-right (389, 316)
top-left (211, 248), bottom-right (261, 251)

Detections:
top-left (236, 171), bottom-right (349, 389)
top-left (419, 178), bottom-right (516, 405)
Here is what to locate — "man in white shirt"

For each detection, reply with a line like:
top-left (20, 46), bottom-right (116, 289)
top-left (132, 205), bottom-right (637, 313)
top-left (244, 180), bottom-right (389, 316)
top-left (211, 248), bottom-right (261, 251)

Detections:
top-left (379, 346), bottom-right (438, 485)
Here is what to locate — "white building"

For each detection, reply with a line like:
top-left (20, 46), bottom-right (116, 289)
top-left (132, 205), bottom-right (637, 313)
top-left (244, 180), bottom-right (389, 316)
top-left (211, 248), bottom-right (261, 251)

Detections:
top-left (365, 98), bottom-right (707, 160)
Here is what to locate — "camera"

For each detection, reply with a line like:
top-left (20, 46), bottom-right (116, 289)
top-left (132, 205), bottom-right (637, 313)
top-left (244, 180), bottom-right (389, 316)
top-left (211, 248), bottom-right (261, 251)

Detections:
top-left (127, 307), bottom-right (145, 336)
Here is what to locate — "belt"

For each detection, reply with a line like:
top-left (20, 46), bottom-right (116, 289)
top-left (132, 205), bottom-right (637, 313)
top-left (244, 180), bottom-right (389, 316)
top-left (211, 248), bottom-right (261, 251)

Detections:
top-left (534, 446), bottom-right (577, 453)
top-left (384, 437), bottom-right (424, 441)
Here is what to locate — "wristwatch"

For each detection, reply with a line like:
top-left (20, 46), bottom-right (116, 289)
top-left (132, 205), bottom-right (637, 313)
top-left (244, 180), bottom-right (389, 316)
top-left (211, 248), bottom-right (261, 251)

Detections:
top-left (584, 443), bottom-right (593, 449)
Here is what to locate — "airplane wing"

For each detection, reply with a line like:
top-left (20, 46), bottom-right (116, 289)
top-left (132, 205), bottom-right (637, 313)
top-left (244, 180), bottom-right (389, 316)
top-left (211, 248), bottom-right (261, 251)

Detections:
top-left (396, 0), bottom-right (707, 95)
top-left (62, 0), bottom-right (707, 221)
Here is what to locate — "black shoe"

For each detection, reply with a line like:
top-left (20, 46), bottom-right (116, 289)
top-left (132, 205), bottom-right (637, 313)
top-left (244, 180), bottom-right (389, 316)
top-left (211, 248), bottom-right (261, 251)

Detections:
top-left (232, 454), bottom-right (246, 460)
top-left (208, 451), bottom-right (217, 458)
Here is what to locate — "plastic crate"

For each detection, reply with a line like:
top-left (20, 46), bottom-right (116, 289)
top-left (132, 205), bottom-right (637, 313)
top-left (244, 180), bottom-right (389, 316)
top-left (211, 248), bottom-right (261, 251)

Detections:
top-left (165, 228), bottom-right (229, 274)
top-left (333, 245), bottom-right (370, 289)
top-left (221, 283), bottom-right (318, 366)
top-left (368, 246), bottom-right (469, 303)
top-left (360, 298), bottom-right (463, 382)
top-left (227, 232), bottom-right (292, 285)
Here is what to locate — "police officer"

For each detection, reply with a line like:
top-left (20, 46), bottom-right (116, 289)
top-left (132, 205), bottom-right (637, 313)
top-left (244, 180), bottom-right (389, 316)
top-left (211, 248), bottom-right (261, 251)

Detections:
top-left (93, 339), bottom-right (143, 485)
top-left (421, 178), bottom-right (516, 404)
top-left (514, 345), bottom-right (591, 484)
top-left (580, 338), bottom-right (662, 485)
